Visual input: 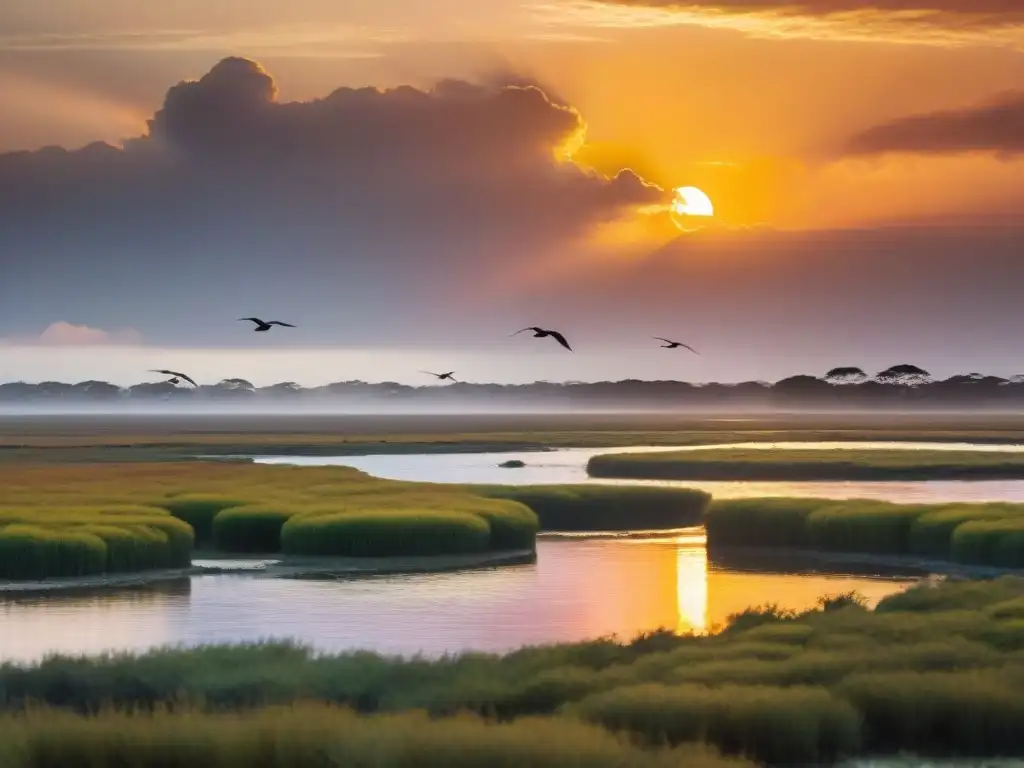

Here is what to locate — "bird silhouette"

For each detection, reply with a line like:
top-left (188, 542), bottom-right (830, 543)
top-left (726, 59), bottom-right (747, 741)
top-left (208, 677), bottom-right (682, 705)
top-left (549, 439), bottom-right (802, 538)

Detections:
top-left (150, 369), bottom-right (198, 387)
top-left (511, 327), bottom-right (573, 351)
top-left (654, 337), bottom-right (700, 354)
top-left (238, 317), bottom-right (296, 332)
top-left (422, 371), bottom-right (457, 382)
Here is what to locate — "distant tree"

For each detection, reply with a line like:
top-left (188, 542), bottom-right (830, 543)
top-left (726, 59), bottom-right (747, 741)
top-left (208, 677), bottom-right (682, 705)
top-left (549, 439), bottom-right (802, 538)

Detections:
top-left (36, 381), bottom-right (73, 398)
top-left (129, 381), bottom-right (183, 398)
top-left (824, 367), bottom-right (867, 385)
top-left (72, 380), bottom-right (124, 400)
top-left (262, 382), bottom-right (303, 397)
top-left (875, 364), bottom-right (932, 387)
top-left (0, 382), bottom-right (37, 401)
top-left (773, 375), bottom-right (833, 397)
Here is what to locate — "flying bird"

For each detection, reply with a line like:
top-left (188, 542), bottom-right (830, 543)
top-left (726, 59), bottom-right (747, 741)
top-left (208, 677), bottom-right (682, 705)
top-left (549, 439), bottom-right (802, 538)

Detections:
top-left (511, 327), bottom-right (573, 352)
top-left (150, 369), bottom-right (198, 387)
top-left (654, 337), bottom-right (700, 354)
top-left (238, 317), bottom-right (296, 332)
top-left (422, 371), bottom-right (457, 382)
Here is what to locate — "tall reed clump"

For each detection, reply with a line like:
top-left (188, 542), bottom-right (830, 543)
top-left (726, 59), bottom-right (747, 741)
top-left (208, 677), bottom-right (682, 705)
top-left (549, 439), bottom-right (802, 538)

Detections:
top-left (0, 505), bottom-right (194, 580)
top-left (281, 509), bottom-right (493, 557)
top-left (952, 518), bottom-right (1024, 568)
top-left (481, 485), bottom-right (710, 531)
top-left (805, 502), bottom-right (933, 555)
top-left (908, 504), bottom-right (1017, 559)
top-left (703, 498), bottom-right (822, 548)
top-left (573, 682), bottom-right (862, 765)
top-left (0, 526), bottom-right (107, 579)
top-left (156, 494), bottom-right (249, 546)
top-left (0, 704), bottom-right (754, 768)
top-left (706, 497), bottom-right (1024, 568)
top-left (211, 505), bottom-right (297, 553)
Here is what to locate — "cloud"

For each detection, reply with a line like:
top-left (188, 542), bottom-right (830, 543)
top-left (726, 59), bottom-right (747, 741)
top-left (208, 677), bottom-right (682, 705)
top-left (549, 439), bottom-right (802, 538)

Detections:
top-left (846, 91), bottom-right (1024, 158)
top-left (535, 0), bottom-right (1024, 48)
top-left (0, 57), bottom-right (664, 347)
top-left (1, 322), bottom-right (144, 347)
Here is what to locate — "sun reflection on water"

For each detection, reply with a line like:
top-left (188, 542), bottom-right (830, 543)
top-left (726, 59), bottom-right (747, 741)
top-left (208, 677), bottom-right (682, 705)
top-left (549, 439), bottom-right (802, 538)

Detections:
top-left (675, 530), bottom-right (710, 634)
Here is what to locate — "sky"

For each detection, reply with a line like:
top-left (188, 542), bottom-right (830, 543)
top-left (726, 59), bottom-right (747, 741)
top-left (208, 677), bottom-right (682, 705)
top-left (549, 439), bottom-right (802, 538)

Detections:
top-left (2, 0), bottom-right (1024, 386)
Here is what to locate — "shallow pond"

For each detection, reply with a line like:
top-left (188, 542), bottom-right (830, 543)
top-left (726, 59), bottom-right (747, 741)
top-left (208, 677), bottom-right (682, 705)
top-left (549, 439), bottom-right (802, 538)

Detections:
top-left (0, 532), bottom-right (916, 664)
top-left (9, 440), bottom-right (1018, 664)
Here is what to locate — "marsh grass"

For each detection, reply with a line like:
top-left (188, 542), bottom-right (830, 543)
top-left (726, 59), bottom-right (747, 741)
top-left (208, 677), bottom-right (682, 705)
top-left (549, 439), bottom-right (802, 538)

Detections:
top-left (480, 486), bottom-right (710, 531)
top-left (0, 704), bottom-right (751, 768)
top-left (6, 579), bottom-right (1024, 762)
top-left (587, 448), bottom-right (1024, 481)
top-left (574, 683), bottom-right (862, 764)
top-left (706, 498), bottom-right (1024, 568)
top-left (281, 509), bottom-right (492, 557)
top-left (0, 463), bottom-right (560, 579)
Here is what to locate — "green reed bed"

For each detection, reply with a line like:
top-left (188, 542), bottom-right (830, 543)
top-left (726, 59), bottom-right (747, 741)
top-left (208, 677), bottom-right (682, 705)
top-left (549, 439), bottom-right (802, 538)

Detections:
top-left (0, 505), bottom-right (194, 579)
top-left (587, 447), bottom-right (1024, 481)
top-left (281, 509), bottom-right (493, 557)
top-left (8, 579), bottom-right (1024, 763)
top-left (0, 704), bottom-right (748, 768)
top-left (705, 497), bottom-right (1024, 568)
top-left (479, 486), bottom-right (711, 531)
top-left (0, 463), bottom-right (549, 580)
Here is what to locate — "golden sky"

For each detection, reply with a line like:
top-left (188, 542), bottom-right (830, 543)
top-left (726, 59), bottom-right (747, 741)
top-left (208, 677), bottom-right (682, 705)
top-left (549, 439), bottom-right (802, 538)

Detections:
top-left (3, 1), bottom-right (1024, 385)
top-left (4, 0), bottom-right (1024, 232)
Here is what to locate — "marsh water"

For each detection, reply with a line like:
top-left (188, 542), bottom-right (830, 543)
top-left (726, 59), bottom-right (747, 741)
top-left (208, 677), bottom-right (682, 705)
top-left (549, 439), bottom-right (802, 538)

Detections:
top-left (4, 440), bottom-right (1023, 664)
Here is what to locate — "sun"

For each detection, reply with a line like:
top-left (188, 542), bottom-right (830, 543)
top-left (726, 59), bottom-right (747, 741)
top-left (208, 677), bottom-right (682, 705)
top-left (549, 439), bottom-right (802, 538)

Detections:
top-left (672, 186), bottom-right (715, 218)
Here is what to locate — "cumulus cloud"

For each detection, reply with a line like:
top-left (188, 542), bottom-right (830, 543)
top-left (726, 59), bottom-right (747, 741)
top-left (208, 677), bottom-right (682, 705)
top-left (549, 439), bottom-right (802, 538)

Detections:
top-left (3, 322), bottom-right (144, 346)
top-left (0, 57), bottom-right (664, 347)
top-left (846, 91), bottom-right (1024, 158)
top-left (538, 0), bottom-right (1024, 47)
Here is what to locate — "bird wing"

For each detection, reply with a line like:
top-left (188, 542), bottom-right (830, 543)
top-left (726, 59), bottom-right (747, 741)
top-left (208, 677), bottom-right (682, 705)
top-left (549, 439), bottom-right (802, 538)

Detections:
top-left (268, 321), bottom-right (296, 327)
top-left (177, 373), bottom-right (199, 387)
top-left (238, 318), bottom-right (263, 325)
top-left (653, 337), bottom-right (675, 344)
top-left (510, 327), bottom-right (535, 337)
top-left (681, 344), bottom-right (700, 355)
top-left (549, 331), bottom-right (572, 351)
top-left (420, 371), bottom-right (441, 377)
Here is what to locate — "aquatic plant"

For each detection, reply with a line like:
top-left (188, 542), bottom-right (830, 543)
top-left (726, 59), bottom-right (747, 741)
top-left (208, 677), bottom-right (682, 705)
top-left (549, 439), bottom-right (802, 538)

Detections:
top-left (281, 509), bottom-right (493, 557)
top-left (705, 497), bottom-right (1024, 568)
top-left (480, 485), bottom-right (710, 531)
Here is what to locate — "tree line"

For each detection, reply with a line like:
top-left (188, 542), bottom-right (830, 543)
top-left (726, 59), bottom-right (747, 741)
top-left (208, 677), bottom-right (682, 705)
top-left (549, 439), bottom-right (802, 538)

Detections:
top-left (2, 365), bottom-right (1024, 407)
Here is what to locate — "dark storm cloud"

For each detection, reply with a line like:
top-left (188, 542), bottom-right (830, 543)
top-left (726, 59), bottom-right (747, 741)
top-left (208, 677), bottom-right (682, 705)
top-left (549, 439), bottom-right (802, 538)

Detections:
top-left (846, 91), bottom-right (1024, 157)
top-left (0, 57), bottom-right (662, 345)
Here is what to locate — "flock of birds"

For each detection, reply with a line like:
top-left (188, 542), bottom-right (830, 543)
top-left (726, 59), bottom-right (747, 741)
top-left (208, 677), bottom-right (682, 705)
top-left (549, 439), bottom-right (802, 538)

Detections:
top-left (149, 319), bottom-right (699, 389)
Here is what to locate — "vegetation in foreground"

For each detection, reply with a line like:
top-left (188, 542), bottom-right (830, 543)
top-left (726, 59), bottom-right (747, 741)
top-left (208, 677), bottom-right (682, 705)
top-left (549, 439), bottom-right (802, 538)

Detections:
top-left (705, 498), bottom-right (1024, 568)
top-left (588, 447), bottom-right (1024, 481)
top-left (0, 463), bottom-right (708, 580)
top-left (0, 706), bottom-right (748, 768)
top-left (6, 578), bottom-right (1024, 764)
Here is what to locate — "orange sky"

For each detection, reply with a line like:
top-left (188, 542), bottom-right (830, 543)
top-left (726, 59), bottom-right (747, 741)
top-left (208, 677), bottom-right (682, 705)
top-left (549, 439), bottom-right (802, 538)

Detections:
top-left (3, 0), bottom-right (1024, 232)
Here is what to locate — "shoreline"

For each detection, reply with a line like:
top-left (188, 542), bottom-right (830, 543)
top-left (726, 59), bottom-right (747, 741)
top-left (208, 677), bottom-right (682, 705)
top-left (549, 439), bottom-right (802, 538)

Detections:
top-left (0, 548), bottom-right (537, 596)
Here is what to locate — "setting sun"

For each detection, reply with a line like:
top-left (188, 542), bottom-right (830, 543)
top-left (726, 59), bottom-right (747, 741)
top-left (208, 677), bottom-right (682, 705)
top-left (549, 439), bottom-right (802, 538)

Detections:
top-left (673, 186), bottom-right (715, 218)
